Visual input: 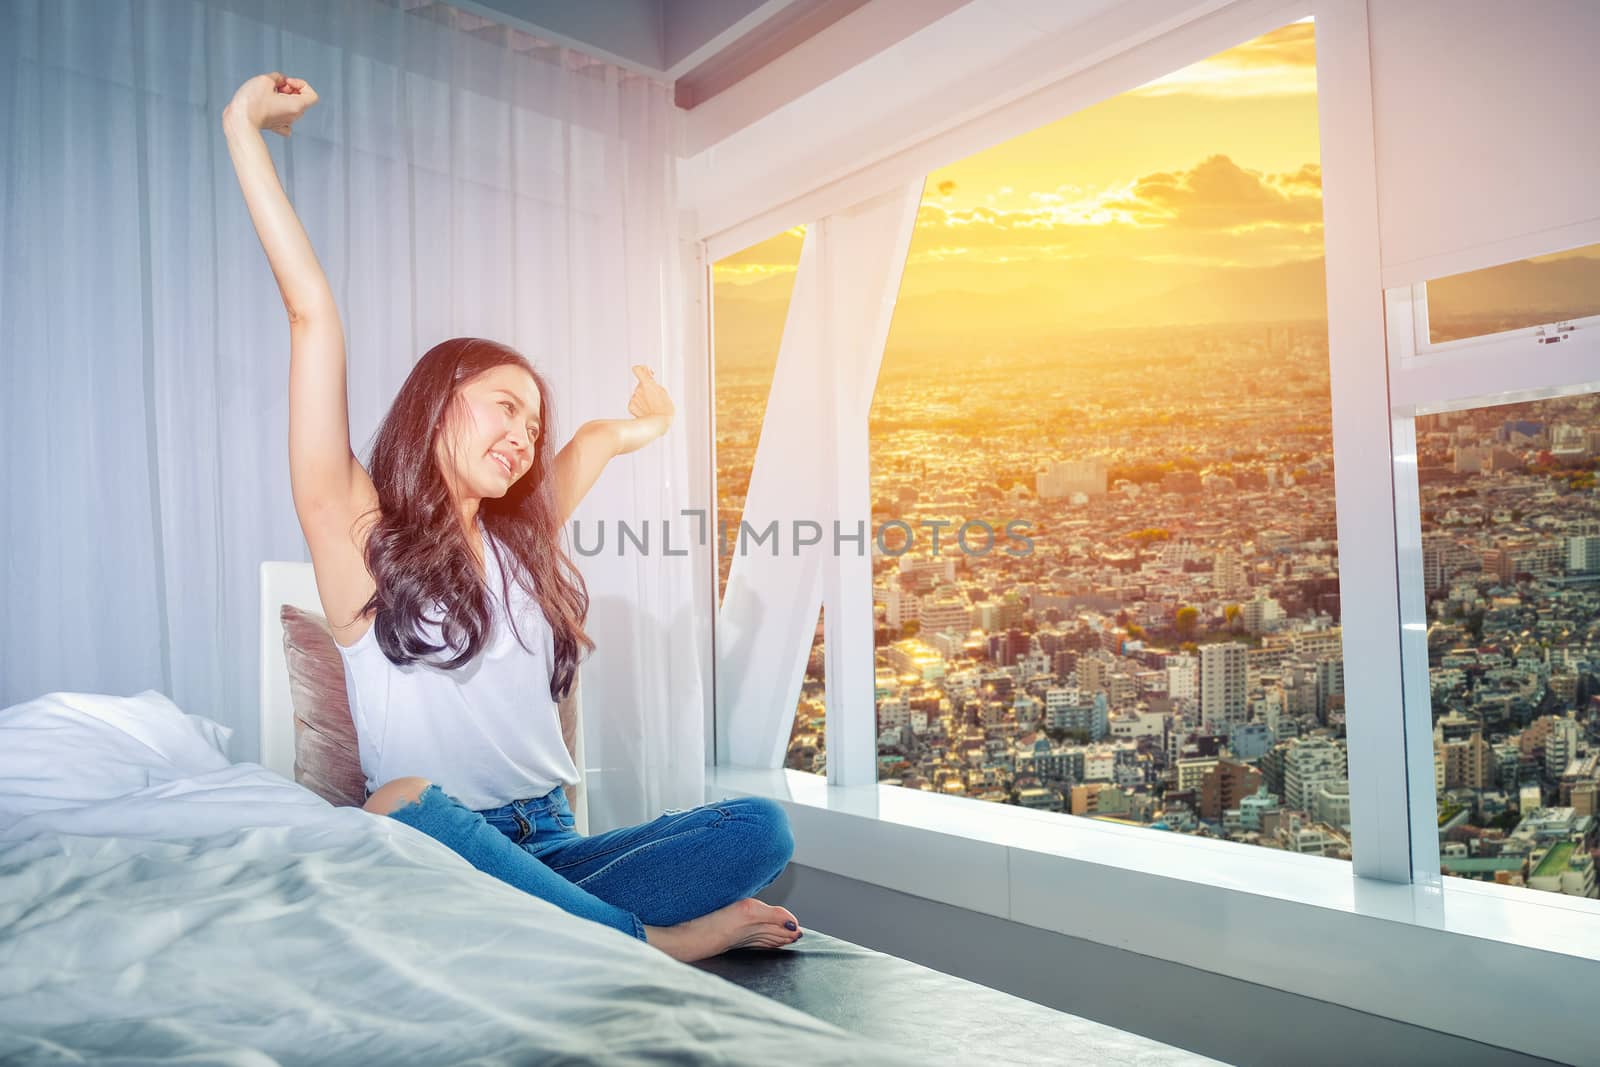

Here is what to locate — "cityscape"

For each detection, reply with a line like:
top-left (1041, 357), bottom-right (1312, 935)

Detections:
top-left (712, 19), bottom-right (1598, 898)
top-left (1417, 396), bottom-right (1599, 895)
top-left (727, 321), bottom-right (1360, 861)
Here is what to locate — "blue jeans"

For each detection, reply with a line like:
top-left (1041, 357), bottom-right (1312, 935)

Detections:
top-left (385, 783), bottom-right (795, 941)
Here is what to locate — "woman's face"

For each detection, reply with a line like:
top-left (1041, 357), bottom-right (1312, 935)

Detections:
top-left (435, 364), bottom-right (542, 502)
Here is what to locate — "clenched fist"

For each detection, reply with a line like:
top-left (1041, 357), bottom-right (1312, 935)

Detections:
top-left (223, 72), bottom-right (318, 137)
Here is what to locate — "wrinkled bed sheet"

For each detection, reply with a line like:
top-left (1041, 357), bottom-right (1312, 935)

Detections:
top-left (0, 763), bottom-right (925, 1066)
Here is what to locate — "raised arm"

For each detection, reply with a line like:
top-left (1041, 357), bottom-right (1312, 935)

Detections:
top-left (223, 73), bottom-right (379, 638)
top-left (222, 73), bottom-right (364, 519)
top-left (553, 365), bottom-right (674, 524)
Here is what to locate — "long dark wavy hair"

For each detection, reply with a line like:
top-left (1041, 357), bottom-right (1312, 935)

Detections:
top-left (358, 337), bottom-right (592, 698)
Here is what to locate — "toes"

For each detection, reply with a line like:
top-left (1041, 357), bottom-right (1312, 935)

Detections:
top-left (748, 899), bottom-right (800, 929)
top-left (735, 932), bottom-right (785, 951)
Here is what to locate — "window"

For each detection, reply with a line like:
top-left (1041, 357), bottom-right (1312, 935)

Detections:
top-left (712, 228), bottom-right (828, 774)
top-left (1426, 242), bottom-right (1600, 345)
top-left (1414, 395), bottom-right (1598, 895)
top-left (703, 6), bottom-right (1597, 897)
top-left (864, 22), bottom-right (1346, 855)
top-left (695, 4), bottom-right (1599, 1055)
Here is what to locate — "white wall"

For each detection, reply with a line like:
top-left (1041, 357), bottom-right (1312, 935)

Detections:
top-left (1367, 0), bottom-right (1600, 285)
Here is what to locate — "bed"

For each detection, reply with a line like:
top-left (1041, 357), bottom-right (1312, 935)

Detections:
top-left (0, 689), bottom-right (931, 1064)
top-left (0, 563), bottom-right (1221, 1065)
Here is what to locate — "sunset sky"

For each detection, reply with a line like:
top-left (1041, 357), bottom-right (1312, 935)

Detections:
top-left (713, 20), bottom-right (1325, 334)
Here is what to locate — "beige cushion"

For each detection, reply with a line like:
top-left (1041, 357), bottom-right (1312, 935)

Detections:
top-left (280, 605), bottom-right (367, 808)
top-left (279, 605), bottom-right (584, 814)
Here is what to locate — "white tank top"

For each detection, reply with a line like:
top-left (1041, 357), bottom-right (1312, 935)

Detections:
top-left (335, 520), bottom-right (580, 811)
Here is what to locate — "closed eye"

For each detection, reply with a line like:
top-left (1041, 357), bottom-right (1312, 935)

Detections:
top-left (496, 393), bottom-right (539, 440)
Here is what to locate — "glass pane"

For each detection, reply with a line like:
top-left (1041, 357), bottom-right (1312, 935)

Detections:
top-left (713, 227), bottom-right (805, 604)
top-left (1426, 242), bottom-right (1600, 344)
top-left (713, 229), bottom-right (826, 775)
top-left (868, 21), bottom-right (1352, 859)
top-left (1416, 393), bottom-right (1599, 898)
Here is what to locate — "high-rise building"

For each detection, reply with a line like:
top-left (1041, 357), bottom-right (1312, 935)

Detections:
top-left (1568, 535), bottom-right (1600, 574)
top-left (1423, 536), bottom-right (1448, 593)
top-left (884, 586), bottom-right (918, 629)
top-left (1423, 538), bottom-right (1477, 593)
top-left (1213, 550), bottom-right (1248, 596)
top-left (1504, 540), bottom-right (1565, 578)
top-left (1048, 691), bottom-right (1110, 741)
top-left (1166, 653), bottom-right (1198, 701)
top-left (1200, 759), bottom-right (1263, 821)
top-left (1200, 643), bottom-right (1248, 730)
top-left (1045, 687), bottom-right (1081, 730)
top-left (1314, 655), bottom-right (1345, 725)
top-left (1313, 779), bottom-right (1352, 828)
top-left (1437, 730), bottom-right (1496, 790)
top-left (987, 628), bottom-right (1031, 667)
top-left (1291, 629), bottom-right (1344, 661)
top-left (975, 596), bottom-right (1027, 633)
top-left (1284, 736), bottom-right (1348, 812)
top-left (1175, 756), bottom-right (1220, 793)
top-left (918, 594), bottom-right (972, 635)
top-left (1495, 740), bottom-right (1523, 791)
top-left (1238, 785), bottom-right (1280, 830)
top-left (1547, 716), bottom-right (1580, 778)
top-left (1079, 650), bottom-right (1116, 695)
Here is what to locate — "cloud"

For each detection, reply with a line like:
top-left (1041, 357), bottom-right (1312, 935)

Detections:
top-left (1100, 155), bottom-right (1323, 230)
top-left (714, 156), bottom-right (1324, 285)
top-left (1269, 163), bottom-right (1322, 191)
top-left (921, 154), bottom-right (1318, 239)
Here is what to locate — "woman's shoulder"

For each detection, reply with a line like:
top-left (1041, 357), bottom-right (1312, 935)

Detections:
top-left (330, 610), bottom-right (377, 652)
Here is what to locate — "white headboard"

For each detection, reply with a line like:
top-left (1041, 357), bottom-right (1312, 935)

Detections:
top-left (258, 561), bottom-right (322, 781)
top-left (257, 560), bottom-right (588, 831)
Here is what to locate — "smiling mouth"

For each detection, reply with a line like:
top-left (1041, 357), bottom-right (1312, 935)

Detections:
top-left (490, 453), bottom-right (513, 477)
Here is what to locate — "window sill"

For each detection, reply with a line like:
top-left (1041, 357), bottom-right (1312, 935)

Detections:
top-left (707, 766), bottom-right (1595, 1065)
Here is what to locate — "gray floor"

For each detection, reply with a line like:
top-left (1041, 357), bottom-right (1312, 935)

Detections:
top-left (760, 864), bottom-right (1565, 1067)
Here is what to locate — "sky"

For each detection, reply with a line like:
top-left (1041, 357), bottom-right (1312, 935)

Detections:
top-left (712, 20), bottom-right (1325, 322)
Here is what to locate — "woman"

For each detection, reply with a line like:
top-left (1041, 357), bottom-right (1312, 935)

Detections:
top-left (222, 72), bottom-right (801, 961)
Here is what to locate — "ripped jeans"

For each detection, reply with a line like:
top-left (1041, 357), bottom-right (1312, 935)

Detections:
top-left (385, 783), bottom-right (795, 941)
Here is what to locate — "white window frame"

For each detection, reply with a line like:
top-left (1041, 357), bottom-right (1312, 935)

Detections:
top-left (707, 0), bottom-right (1428, 877)
top-left (1385, 235), bottom-right (1600, 417)
top-left (1385, 238), bottom-right (1600, 885)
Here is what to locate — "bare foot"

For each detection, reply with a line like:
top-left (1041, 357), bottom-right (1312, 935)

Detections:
top-left (644, 898), bottom-right (803, 962)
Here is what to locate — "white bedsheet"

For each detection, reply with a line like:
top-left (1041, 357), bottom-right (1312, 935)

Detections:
top-left (0, 762), bottom-right (924, 1065)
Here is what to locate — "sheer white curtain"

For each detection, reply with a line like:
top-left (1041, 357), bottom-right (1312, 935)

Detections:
top-left (0, 0), bottom-right (707, 828)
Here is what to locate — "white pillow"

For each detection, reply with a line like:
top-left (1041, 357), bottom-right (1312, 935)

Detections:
top-left (0, 690), bottom-right (234, 821)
